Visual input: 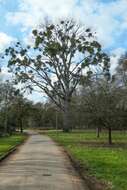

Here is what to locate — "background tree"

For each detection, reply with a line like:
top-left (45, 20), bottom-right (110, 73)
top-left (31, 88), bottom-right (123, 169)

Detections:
top-left (11, 94), bottom-right (32, 133)
top-left (116, 52), bottom-right (127, 86)
top-left (0, 80), bottom-right (33, 135)
top-left (0, 81), bottom-right (20, 134)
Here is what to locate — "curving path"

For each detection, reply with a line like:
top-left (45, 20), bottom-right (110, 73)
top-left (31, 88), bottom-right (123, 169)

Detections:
top-left (0, 132), bottom-right (88, 190)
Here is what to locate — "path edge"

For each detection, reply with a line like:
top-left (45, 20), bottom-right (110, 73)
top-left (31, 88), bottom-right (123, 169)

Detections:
top-left (46, 135), bottom-right (109, 190)
top-left (0, 134), bottom-right (29, 163)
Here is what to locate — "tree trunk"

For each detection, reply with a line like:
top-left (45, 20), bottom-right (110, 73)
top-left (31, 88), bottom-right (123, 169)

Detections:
top-left (63, 100), bottom-right (71, 132)
top-left (4, 109), bottom-right (8, 134)
top-left (108, 127), bottom-right (112, 145)
top-left (96, 127), bottom-right (100, 138)
top-left (20, 118), bottom-right (23, 133)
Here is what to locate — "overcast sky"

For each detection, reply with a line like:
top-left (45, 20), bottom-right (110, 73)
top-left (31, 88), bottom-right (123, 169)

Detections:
top-left (0, 0), bottom-right (127, 102)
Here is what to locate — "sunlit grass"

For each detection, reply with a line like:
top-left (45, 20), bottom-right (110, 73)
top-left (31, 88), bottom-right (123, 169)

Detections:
top-left (47, 130), bottom-right (127, 190)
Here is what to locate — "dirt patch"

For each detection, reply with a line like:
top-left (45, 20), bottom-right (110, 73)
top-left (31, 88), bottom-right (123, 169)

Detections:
top-left (78, 141), bottom-right (127, 149)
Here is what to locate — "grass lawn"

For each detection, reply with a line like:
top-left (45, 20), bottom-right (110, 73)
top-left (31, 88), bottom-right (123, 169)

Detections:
top-left (0, 133), bottom-right (27, 159)
top-left (47, 130), bottom-right (127, 190)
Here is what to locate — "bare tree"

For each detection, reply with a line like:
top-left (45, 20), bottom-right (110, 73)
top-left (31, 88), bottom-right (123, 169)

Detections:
top-left (4, 20), bottom-right (109, 132)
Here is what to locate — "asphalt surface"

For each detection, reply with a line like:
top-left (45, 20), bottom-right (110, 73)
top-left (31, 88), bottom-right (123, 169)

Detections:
top-left (0, 132), bottom-right (88, 190)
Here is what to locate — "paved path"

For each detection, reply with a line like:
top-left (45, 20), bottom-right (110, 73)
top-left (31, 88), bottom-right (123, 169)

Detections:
top-left (0, 132), bottom-right (88, 190)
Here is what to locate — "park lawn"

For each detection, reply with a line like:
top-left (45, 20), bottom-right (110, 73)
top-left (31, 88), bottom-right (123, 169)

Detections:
top-left (0, 134), bottom-right (26, 159)
top-left (47, 130), bottom-right (127, 190)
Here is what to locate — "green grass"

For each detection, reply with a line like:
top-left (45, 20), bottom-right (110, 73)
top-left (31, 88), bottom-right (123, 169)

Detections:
top-left (0, 133), bottom-right (26, 158)
top-left (47, 130), bottom-right (127, 190)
